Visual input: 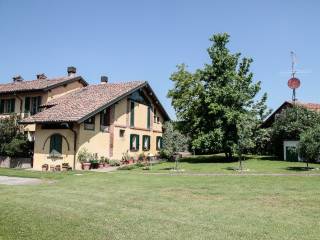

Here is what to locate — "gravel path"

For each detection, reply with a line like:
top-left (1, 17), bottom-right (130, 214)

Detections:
top-left (0, 176), bottom-right (43, 185)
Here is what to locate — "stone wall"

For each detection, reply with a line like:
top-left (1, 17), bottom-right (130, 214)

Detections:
top-left (0, 156), bottom-right (32, 168)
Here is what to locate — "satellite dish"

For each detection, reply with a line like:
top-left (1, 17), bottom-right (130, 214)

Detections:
top-left (288, 77), bottom-right (301, 89)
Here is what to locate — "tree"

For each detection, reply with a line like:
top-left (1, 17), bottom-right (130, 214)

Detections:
top-left (168, 33), bottom-right (268, 160)
top-left (0, 116), bottom-right (31, 157)
top-left (161, 121), bottom-right (189, 160)
top-left (271, 106), bottom-right (320, 158)
top-left (298, 125), bottom-right (320, 168)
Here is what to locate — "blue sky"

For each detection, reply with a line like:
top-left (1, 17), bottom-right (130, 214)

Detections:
top-left (0, 0), bottom-right (320, 118)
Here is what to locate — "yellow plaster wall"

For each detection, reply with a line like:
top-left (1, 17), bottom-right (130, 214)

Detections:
top-left (77, 114), bottom-right (110, 162)
top-left (32, 125), bottom-right (75, 170)
top-left (47, 80), bottom-right (84, 101)
top-left (114, 98), bottom-right (127, 126)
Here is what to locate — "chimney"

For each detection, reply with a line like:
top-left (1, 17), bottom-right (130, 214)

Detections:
top-left (12, 75), bottom-right (23, 83)
top-left (101, 76), bottom-right (108, 84)
top-left (36, 73), bottom-right (47, 80)
top-left (67, 66), bottom-right (76, 76)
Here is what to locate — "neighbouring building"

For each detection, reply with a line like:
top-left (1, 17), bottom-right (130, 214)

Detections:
top-left (20, 78), bottom-right (170, 170)
top-left (0, 67), bottom-right (88, 140)
top-left (262, 101), bottom-right (320, 161)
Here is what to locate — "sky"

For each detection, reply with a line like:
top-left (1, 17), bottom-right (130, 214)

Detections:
top-left (1, 0), bottom-right (320, 119)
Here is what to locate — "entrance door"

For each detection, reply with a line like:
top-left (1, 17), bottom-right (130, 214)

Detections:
top-left (286, 146), bottom-right (298, 162)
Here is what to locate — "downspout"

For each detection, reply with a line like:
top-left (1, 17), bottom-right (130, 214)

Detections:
top-left (68, 123), bottom-right (77, 170)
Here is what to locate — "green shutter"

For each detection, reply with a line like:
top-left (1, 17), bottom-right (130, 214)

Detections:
top-left (37, 96), bottom-right (42, 112)
top-left (130, 101), bottom-right (135, 127)
top-left (147, 106), bottom-right (150, 129)
top-left (156, 136), bottom-right (163, 150)
top-left (0, 100), bottom-right (4, 114)
top-left (160, 137), bottom-right (163, 149)
top-left (25, 97), bottom-right (30, 113)
top-left (136, 135), bottom-right (140, 150)
top-left (130, 134), bottom-right (133, 150)
top-left (10, 99), bottom-right (15, 113)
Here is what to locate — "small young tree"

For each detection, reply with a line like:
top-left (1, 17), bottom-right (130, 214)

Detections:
top-left (298, 125), bottom-right (320, 169)
top-left (161, 122), bottom-right (189, 169)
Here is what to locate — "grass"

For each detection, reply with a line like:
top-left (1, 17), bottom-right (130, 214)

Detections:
top-left (131, 154), bottom-right (320, 174)
top-left (0, 156), bottom-right (320, 240)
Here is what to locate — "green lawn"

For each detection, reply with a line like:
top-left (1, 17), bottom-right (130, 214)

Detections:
top-left (131, 154), bottom-right (320, 174)
top-left (0, 156), bottom-right (320, 240)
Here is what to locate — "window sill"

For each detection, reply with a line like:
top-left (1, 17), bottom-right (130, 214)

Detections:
top-left (47, 155), bottom-right (63, 160)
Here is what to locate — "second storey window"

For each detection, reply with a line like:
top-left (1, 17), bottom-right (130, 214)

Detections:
top-left (25, 96), bottom-right (42, 115)
top-left (100, 108), bottom-right (110, 131)
top-left (84, 116), bottom-right (95, 130)
top-left (130, 101), bottom-right (135, 127)
top-left (0, 99), bottom-right (15, 114)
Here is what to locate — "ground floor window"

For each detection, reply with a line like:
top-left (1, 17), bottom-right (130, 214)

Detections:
top-left (143, 135), bottom-right (150, 151)
top-left (50, 134), bottom-right (62, 156)
top-left (130, 134), bottom-right (139, 151)
top-left (156, 136), bottom-right (163, 150)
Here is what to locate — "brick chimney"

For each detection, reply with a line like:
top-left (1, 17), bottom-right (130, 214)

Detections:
top-left (101, 76), bottom-right (108, 84)
top-left (12, 75), bottom-right (23, 83)
top-left (67, 66), bottom-right (76, 76)
top-left (36, 73), bottom-right (47, 80)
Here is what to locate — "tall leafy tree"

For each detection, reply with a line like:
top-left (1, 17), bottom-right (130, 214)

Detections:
top-left (168, 33), bottom-right (268, 160)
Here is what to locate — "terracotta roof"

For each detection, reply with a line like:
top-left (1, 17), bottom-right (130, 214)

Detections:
top-left (295, 101), bottom-right (320, 111)
top-left (262, 101), bottom-right (320, 128)
top-left (21, 81), bottom-right (149, 123)
top-left (0, 76), bottom-right (87, 94)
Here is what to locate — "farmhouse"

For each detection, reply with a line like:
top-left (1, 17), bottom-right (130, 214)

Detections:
top-left (20, 76), bottom-right (169, 170)
top-left (0, 67), bottom-right (88, 140)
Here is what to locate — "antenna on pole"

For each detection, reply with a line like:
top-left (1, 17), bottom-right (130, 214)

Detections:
top-left (288, 51), bottom-right (301, 104)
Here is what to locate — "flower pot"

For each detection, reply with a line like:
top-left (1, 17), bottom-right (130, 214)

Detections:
top-left (62, 166), bottom-right (68, 171)
top-left (98, 163), bottom-right (104, 169)
top-left (82, 162), bottom-right (91, 170)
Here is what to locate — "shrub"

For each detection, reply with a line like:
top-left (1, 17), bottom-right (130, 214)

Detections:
top-left (298, 125), bottom-right (320, 164)
top-left (109, 159), bottom-right (121, 166)
top-left (77, 148), bottom-right (91, 163)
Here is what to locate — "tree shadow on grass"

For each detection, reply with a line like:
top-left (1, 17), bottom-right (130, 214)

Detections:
top-left (179, 155), bottom-right (240, 164)
top-left (255, 156), bottom-right (280, 161)
top-left (285, 166), bottom-right (315, 172)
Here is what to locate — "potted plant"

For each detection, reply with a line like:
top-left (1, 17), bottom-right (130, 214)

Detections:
top-left (55, 165), bottom-right (61, 171)
top-left (78, 148), bottom-right (91, 170)
top-left (62, 163), bottom-right (69, 171)
top-left (42, 164), bottom-right (48, 171)
top-left (104, 157), bottom-right (110, 168)
top-left (99, 156), bottom-right (105, 169)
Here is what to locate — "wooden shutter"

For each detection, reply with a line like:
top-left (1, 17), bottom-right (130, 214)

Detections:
top-left (37, 96), bottom-right (42, 112)
top-left (24, 97), bottom-right (30, 113)
top-left (130, 101), bottom-right (135, 127)
top-left (147, 107), bottom-right (151, 129)
top-left (0, 100), bottom-right (4, 114)
top-left (136, 135), bottom-right (140, 150)
top-left (10, 99), bottom-right (15, 113)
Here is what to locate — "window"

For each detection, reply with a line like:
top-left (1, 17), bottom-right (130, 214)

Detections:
top-left (157, 116), bottom-right (160, 124)
top-left (130, 101), bottom-right (135, 127)
top-left (100, 108), bottom-right (110, 131)
top-left (119, 129), bottom-right (125, 137)
top-left (50, 134), bottom-right (62, 156)
top-left (84, 116), bottom-right (95, 130)
top-left (0, 99), bottom-right (15, 114)
top-left (130, 134), bottom-right (139, 151)
top-left (156, 136), bottom-right (163, 150)
top-left (153, 108), bottom-right (157, 123)
top-left (147, 106), bottom-right (151, 129)
top-left (142, 135), bottom-right (150, 151)
top-left (24, 96), bottom-right (42, 115)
